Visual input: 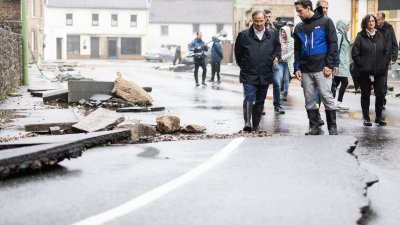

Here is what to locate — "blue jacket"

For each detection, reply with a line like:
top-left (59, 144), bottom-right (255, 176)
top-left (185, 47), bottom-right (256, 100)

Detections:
top-left (188, 38), bottom-right (208, 59)
top-left (210, 40), bottom-right (223, 63)
top-left (293, 6), bottom-right (338, 73)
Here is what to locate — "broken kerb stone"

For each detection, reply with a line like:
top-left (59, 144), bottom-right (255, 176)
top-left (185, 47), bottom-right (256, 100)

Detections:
top-left (116, 106), bottom-right (165, 113)
top-left (117, 123), bottom-right (157, 142)
top-left (180, 124), bottom-right (206, 133)
top-left (42, 89), bottom-right (69, 103)
top-left (68, 80), bottom-right (115, 103)
top-left (156, 115), bottom-right (180, 134)
top-left (113, 72), bottom-right (153, 106)
top-left (72, 108), bottom-right (125, 132)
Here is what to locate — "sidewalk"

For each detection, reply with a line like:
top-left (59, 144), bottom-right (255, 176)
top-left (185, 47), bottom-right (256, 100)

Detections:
top-left (220, 64), bottom-right (240, 77)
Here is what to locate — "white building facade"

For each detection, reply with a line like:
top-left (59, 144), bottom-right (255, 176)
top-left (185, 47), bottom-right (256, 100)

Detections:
top-left (44, 0), bottom-right (150, 60)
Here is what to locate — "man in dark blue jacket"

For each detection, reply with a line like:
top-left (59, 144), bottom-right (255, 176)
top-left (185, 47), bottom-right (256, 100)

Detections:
top-left (208, 36), bottom-right (224, 83)
top-left (235, 9), bottom-right (281, 132)
top-left (189, 32), bottom-right (208, 86)
top-left (293, 0), bottom-right (338, 135)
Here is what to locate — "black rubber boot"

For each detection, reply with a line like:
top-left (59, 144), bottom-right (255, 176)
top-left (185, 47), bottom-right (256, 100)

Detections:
top-left (326, 110), bottom-right (338, 135)
top-left (243, 101), bottom-right (253, 132)
top-left (252, 104), bottom-right (264, 132)
top-left (305, 109), bottom-right (323, 135)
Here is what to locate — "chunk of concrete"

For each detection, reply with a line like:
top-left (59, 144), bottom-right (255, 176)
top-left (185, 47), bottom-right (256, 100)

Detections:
top-left (156, 115), bottom-right (180, 134)
top-left (72, 108), bottom-right (125, 132)
top-left (116, 106), bottom-right (165, 113)
top-left (22, 109), bottom-right (82, 133)
top-left (113, 72), bottom-right (153, 106)
top-left (117, 123), bottom-right (157, 142)
top-left (42, 89), bottom-right (69, 103)
top-left (49, 126), bottom-right (62, 135)
top-left (181, 124), bottom-right (206, 133)
top-left (68, 80), bottom-right (115, 103)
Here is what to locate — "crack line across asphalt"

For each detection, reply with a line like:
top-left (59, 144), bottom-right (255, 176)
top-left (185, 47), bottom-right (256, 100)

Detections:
top-left (70, 137), bottom-right (246, 225)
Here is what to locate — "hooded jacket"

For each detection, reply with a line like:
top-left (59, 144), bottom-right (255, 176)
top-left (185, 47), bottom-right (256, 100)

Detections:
top-left (351, 29), bottom-right (388, 77)
top-left (235, 26), bottom-right (281, 85)
top-left (336, 20), bottom-right (351, 78)
top-left (210, 39), bottom-right (223, 63)
top-left (293, 6), bottom-right (338, 73)
top-left (280, 26), bottom-right (295, 75)
top-left (377, 21), bottom-right (399, 63)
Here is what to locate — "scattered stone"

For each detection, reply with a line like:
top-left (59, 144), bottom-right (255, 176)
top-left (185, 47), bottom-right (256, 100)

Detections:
top-left (78, 99), bottom-right (87, 105)
top-left (113, 72), bottom-right (153, 106)
top-left (72, 108), bottom-right (125, 132)
top-left (117, 123), bottom-right (157, 142)
top-left (181, 124), bottom-right (206, 133)
top-left (156, 115), bottom-right (181, 134)
top-left (116, 106), bottom-right (165, 113)
top-left (395, 92), bottom-right (400, 98)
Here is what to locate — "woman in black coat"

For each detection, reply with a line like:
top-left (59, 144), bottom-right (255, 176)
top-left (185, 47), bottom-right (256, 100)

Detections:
top-left (352, 14), bottom-right (389, 126)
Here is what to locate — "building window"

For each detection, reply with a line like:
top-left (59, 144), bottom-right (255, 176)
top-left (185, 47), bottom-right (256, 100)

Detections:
top-left (121, 38), bottom-right (141, 55)
top-left (31, 31), bottom-right (36, 51)
top-left (193, 24), bottom-right (199, 33)
top-left (66, 13), bottom-right (73, 26)
top-left (131, 15), bottom-right (137, 27)
top-left (111, 14), bottom-right (118, 27)
top-left (217, 24), bottom-right (224, 33)
top-left (161, 25), bottom-right (168, 36)
top-left (31, 0), bottom-right (36, 17)
top-left (92, 14), bottom-right (99, 26)
top-left (67, 35), bottom-right (80, 54)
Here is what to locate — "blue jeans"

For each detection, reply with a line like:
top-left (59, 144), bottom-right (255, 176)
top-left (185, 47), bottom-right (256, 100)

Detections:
top-left (279, 62), bottom-right (290, 95)
top-left (243, 83), bottom-right (269, 105)
top-left (272, 64), bottom-right (282, 107)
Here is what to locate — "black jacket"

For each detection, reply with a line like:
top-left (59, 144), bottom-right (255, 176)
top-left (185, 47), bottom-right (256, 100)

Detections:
top-left (293, 6), bottom-right (338, 73)
top-left (377, 21), bottom-right (398, 63)
top-left (234, 27), bottom-right (281, 85)
top-left (352, 29), bottom-right (389, 77)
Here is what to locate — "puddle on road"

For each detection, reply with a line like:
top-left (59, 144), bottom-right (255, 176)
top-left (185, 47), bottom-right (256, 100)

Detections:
top-left (137, 147), bottom-right (160, 158)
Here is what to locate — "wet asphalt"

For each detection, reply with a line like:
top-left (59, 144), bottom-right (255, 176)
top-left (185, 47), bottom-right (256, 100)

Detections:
top-left (1, 61), bottom-right (400, 225)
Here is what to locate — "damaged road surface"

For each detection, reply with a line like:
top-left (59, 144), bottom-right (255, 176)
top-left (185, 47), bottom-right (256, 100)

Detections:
top-left (0, 136), bottom-right (377, 225)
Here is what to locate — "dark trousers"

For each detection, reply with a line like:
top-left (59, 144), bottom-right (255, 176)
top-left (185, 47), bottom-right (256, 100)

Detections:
top-left (333, 76), bottom-right (349, 102)
top-left (194, 58), bottom-right (207, 83)
top-left (243, 83), bottom-right (269, 105)
top-left (173, 56), bottom-right (181, 65)
top-left (359, 75), bottom-right (385, 119)
top-left (211, 62), bottom-right (221, 81)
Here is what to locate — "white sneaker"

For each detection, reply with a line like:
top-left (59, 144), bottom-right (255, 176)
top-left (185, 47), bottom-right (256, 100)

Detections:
top-left (336, 101), bottom-right (350, 110)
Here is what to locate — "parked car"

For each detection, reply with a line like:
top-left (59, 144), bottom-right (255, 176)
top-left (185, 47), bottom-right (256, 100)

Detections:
top-left (144, 48), bottom-right (174, 62)
top-left (181, 50), bottom-right (211, 65)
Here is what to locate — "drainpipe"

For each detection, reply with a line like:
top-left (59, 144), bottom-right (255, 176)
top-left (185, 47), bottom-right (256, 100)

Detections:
top-left (21, 0), bottom-right (29, 85)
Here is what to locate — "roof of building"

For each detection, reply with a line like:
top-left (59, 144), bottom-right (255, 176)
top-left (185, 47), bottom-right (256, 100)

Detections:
top-left (149, 0), bottom-right (232, 24)
top-left (46, 0), bottom-right (150, 10)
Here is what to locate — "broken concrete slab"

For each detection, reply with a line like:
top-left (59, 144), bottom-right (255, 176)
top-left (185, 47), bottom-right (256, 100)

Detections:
top-left (72, 108), bottom-right (125, 132)
top-left (117, 123), bottom-right (156, 142)
top-left (116, 106), bottom-right (165, 113)
top-left (49, 126), bottom-right (62, 135)
top-left (180, 124), bottom-right (206, 133)
top-left (68, 80), bottom-right (115, 103)
top-left (156, 115), bottom-right (180, 134)
top-left (0, 129), bottom-right (131, 179)
top-left (113, 73), bottom-right (153, 106)
top-left (19, 109), bottom-right (83, 133)
top-left (124, 136), bottom-right (377, 225)
top-left (89, 94), bottom-right (113, 102)
top-left (0, 129), bottom-right (131, 150)
top-left (42, 89), bottom-right (69, 103)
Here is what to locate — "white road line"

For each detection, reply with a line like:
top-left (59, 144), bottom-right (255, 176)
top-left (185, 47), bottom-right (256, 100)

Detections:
top-left (71, 137), bottom-right (245, 225)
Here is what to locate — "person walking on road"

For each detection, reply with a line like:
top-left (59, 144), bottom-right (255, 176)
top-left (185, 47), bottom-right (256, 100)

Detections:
top-left (235, 9), bottom-right (281, 132)
top-left (376, 11), bottom-right (399, 109)
top-left (189, 32), bottom-right (208, 86)
top-left (333, 20), bottom-right (352, 110)
top-left (173, 45), bottom-right (182, 66)
top-left (293, 0), bottom-right (339, 135)
top-left (278, 26), bottom-right (294, 102)
top-left (208, 36), bottom-right (224, 83)
top-left (352, 14), bottom-right (389, 126)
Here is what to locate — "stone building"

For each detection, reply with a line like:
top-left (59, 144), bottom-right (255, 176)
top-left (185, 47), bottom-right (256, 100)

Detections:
top-left (27, 0), bottom-right (45, 63)
top-left (0, 0), bottom-right (21, 33)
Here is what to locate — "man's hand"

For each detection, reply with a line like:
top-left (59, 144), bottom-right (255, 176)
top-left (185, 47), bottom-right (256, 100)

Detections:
top-left (323, 67), bottom-right (333, 77)
top-left (333, 67), bottom-right (339, 75)
top-left (273, 57), bottom-right (279, 66)
top-left (295, 71), bottom-right (302, 81)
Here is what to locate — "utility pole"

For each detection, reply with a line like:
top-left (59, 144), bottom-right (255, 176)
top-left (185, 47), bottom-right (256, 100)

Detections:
top-left (21, 0), bottom-right (29, 85)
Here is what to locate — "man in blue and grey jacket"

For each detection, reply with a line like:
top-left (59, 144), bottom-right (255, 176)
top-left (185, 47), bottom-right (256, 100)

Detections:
top-left (293, 0), bottom-right (338, 135)
top-left (189, 32), bottom-right (208, 86)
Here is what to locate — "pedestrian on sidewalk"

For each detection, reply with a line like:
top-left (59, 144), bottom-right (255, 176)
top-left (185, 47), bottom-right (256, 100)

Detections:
top-left (277, 26), bottom-right (294, 102)
top-left (333, 20), bottom-right (351, 110)
top-left (235, 9), bottom-right (281, 132)
top-left (208, 36), bottom-right (223, 83)
top-left (173, 45), bottom-right (182, 66)
top-left (352, 14), bottom-right (388, 126)
top-left (293, 0), bottom-right (339, 135)
top-left (188, 32), bottom-right (208, 86)
top-left (376, 11), bottom-right (399, 109)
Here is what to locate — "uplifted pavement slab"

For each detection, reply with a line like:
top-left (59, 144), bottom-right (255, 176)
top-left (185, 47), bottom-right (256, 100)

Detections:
top-left (111, 136), bottom-right (377, 225)
top-left (72, 108), bottom-right (124, 132)
top-left (0, 129), bottom-right (131, 179)
top-left (0, 129), bottom-right (132, 150)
